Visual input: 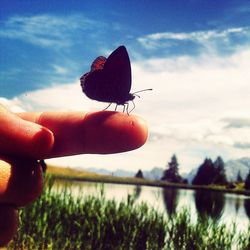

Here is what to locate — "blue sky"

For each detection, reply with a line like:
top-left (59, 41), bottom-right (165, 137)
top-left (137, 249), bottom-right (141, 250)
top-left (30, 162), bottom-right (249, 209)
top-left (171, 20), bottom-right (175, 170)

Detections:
top-left (1, 0), bottom-right (250, 97)
top-left (1, 1), bottom-right (250, 173)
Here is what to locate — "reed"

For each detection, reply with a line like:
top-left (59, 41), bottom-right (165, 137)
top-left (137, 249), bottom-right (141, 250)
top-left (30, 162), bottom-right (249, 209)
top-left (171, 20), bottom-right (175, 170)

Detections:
top-left (8, 176), bottom-right (250, 250)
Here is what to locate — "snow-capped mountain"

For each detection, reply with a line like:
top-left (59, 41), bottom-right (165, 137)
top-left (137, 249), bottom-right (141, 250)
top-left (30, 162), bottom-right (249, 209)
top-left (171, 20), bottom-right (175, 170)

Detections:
top-left (224, 157), bottom-right (250, 181)
top-left (185, 157), bottom-right (250, 183)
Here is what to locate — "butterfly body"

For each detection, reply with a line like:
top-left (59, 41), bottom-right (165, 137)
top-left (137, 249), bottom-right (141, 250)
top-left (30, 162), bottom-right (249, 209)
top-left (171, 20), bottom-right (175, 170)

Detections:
top-left (80, 46), bottom-right (135, 106)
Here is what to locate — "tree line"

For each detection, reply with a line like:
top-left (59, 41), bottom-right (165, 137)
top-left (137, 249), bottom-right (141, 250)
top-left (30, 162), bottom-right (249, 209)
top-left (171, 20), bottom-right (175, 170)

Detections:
top-left (135, 154), bottom-right (250, 190)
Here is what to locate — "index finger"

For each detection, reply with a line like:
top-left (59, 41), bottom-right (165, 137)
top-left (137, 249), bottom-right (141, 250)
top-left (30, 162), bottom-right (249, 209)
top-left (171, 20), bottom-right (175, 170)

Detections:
top-left (17, 111), bottom-right (148, 158)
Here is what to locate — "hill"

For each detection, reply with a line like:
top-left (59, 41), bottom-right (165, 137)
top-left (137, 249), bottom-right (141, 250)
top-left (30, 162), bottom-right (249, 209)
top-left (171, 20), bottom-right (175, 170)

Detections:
top-left (47, 164), bottom-right (100, 178)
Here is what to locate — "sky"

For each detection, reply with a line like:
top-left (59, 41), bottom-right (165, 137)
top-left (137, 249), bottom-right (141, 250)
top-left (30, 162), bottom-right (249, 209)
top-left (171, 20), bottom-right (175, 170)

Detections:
top-left (1, 0), bottom-right (250, 174)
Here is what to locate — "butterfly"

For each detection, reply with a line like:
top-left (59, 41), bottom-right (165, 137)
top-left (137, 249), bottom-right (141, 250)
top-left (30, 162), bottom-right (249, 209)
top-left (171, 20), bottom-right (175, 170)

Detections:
top-left (80, 45), bottom-right (151, 113)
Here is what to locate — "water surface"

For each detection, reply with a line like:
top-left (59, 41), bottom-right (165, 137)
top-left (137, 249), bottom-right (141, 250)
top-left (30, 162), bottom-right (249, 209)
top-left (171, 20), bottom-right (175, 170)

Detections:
top-left (54, 180), bottom-right (250, 231)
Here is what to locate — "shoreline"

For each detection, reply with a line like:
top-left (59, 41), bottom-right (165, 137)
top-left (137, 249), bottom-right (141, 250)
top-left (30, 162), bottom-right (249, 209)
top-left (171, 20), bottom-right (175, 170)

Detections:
top-left (51, 173), bottom-right (250, 196)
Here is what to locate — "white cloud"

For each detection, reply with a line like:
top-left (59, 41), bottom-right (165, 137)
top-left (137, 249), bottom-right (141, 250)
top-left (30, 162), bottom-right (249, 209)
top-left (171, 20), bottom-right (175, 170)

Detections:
top-left (16, 80), bottom-right (94, 112)
top-left (0, 14), bottom-right (101, 49)
top-left (139, 28), bottom-right (245, 42)
top-left (52, 65), bottom-right (69, 75)
top-left (2, 46), bottom-right (250, 173)
top-left (0, 97), bottom-right (25, 112)
top-left (137, 27), bottom-right (250, 52)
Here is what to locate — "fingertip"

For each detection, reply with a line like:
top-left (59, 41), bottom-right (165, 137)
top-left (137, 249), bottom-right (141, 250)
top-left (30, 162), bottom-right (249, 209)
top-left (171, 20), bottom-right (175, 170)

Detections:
top-left (113, 112), bottom-right (149, 152)
top-left (83, 111), bottom-right (149, 153)
top-left (128, 114), bottom-right (149, 149)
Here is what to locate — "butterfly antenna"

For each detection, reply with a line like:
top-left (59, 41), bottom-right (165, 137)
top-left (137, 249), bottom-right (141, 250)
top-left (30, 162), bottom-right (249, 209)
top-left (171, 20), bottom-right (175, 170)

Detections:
top-left (133, 88), bottom-right (153, 94)
top-left (132, 88), bottom-right (153, 95)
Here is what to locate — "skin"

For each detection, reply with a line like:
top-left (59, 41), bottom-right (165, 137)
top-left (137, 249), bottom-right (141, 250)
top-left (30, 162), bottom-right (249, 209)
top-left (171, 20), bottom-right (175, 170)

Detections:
top-left (0, 104), bottom-right (148, 246)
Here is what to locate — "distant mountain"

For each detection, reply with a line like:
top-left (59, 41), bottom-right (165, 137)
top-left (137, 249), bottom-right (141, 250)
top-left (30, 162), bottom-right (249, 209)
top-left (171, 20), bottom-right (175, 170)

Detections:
top-left (83, 157), bottom-right (250, 183)
top-left (184, 168), bottom-right (198, 183)
top-left (225, 157), bottom-right (250, 181)
top-left (112, 169), bottom-right (135, 177)
top-left (84, 167), bottom-right (164, 180)
top-left (85, 167), bottom-right (135, 177)
top-left (84, 167), bottom-right (113, 176)
top-left (184, 157), bottom-right (250, 183)
top-left (144, 167), bottom-right (164, 180)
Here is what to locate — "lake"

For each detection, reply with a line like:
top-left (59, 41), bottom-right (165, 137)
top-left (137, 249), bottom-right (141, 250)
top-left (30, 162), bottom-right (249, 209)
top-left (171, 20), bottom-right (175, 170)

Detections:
top-left (54, 180), bottom-right (250, 232)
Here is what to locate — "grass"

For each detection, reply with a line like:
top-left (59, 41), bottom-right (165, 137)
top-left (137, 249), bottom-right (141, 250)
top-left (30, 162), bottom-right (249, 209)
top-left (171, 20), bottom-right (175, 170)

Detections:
top-left (8, 176), bottom-right (250, 250)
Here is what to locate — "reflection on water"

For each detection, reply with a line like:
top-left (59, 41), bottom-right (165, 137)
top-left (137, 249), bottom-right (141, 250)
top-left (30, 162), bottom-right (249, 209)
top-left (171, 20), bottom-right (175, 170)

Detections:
top-left (162, 188), bottom-right (179, 216)
top-left (194, 190), bottom-right (225, 221)
top-left (54, 180), bottom-right (249, 231)
top-left (235, 196), bottom-right (241, 214)
top-left (244, 198), bottom-right (250, 219)
top-left (133, 185), bottom-right (142, 201)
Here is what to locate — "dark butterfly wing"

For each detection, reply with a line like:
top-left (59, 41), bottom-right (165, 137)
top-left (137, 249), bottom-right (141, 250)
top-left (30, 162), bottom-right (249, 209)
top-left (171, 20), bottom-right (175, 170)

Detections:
top-left (80, 46), bottom-right (133, 104)
top-left (81, 69), bottom-right (108, 101)
top-left (80, 56), bottom-right (106, 97)
top-left (104, 46), bottom-right (132, 99)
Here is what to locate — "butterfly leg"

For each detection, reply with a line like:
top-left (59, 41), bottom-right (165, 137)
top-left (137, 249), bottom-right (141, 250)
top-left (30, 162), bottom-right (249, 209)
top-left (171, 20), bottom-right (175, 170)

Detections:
top-left (120, 103), bottom-right (128, 114)
top-left (128, 100), bottom-right (135, 114)
top-left (103, 103), bottom-right (112, 111)
top-left (122, 105), bottom-right (126, 113)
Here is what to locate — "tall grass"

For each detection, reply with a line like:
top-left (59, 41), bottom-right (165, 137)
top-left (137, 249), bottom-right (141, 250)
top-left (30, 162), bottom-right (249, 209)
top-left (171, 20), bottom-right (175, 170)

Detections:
top-left (8, 176), bottom-right (250, 250)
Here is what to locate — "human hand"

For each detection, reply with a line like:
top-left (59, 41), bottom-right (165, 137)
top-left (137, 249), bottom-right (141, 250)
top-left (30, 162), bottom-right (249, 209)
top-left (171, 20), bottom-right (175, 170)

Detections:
top-left (0, 104), bottom-right (148, 246)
